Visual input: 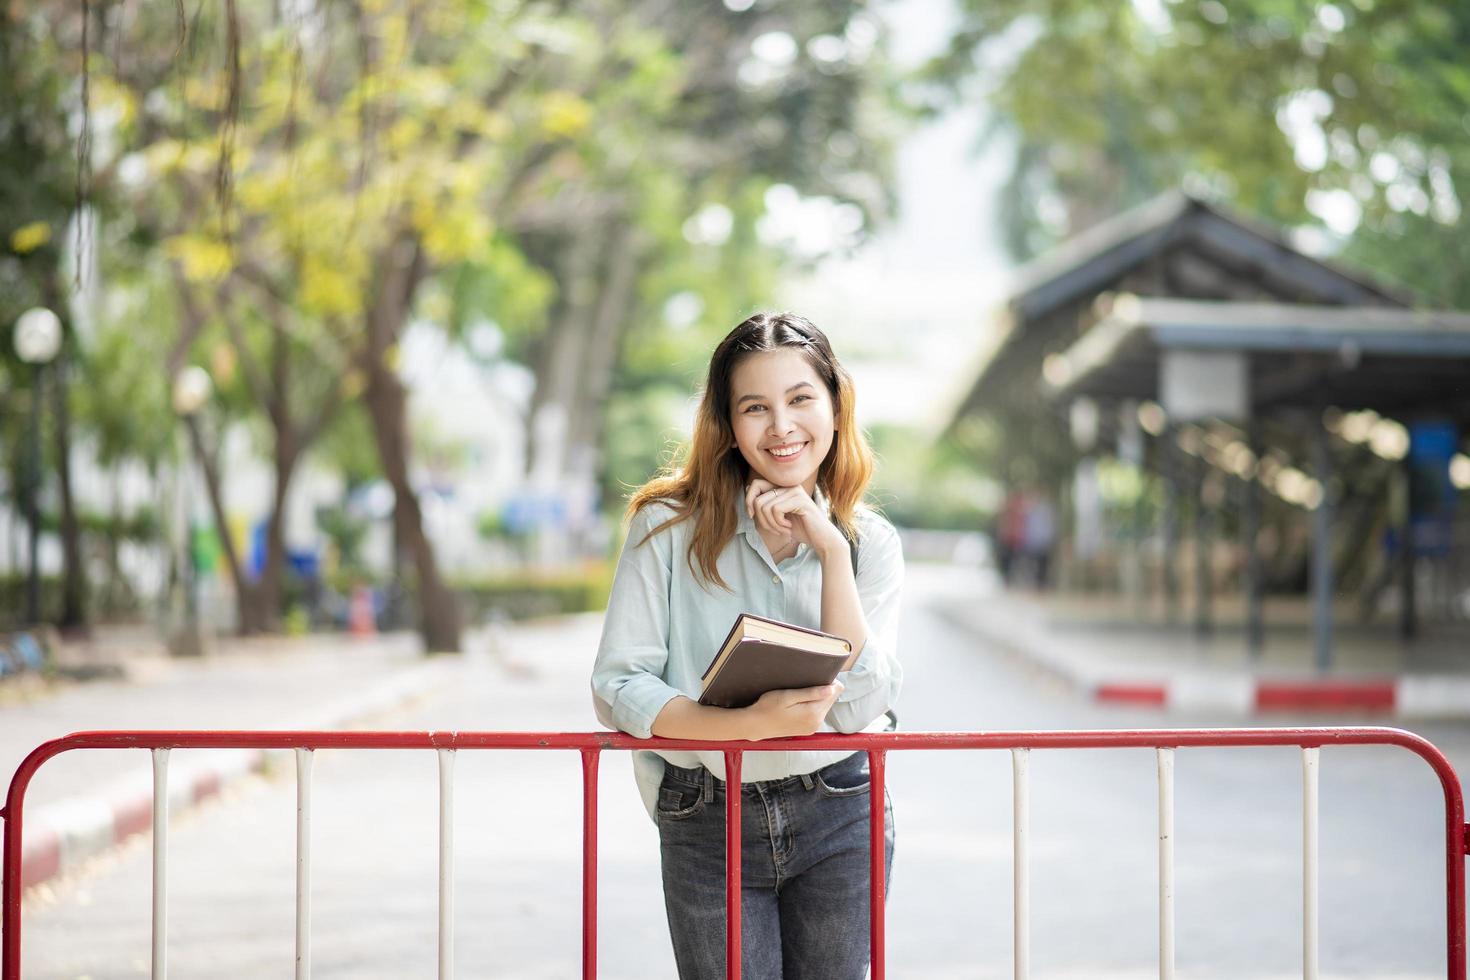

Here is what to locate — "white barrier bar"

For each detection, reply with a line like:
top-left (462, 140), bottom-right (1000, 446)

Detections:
top-left (295, 748), bottom-right (313, 980)
top-left (1012, 748), bottom-right (1030, 980)
top-left (1158, 748), bottom-right (1175, 980)
top-left (151, 748), bottom-right (169, 980)
top-left (439, 749), bottom-right (456, 980)
top-left (1303, 747), bottom-right (1319, 980)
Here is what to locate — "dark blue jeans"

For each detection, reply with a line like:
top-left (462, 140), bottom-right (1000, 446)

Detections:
top-left (656, 752), bottom-right (895, 980)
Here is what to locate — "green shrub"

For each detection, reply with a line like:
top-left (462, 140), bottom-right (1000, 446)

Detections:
top-left (453, 562), bottom-right (614, 622)
top-left (0, 574), bottom-right (64, 629)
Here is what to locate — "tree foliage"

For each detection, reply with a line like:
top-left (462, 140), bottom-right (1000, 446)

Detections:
top-left (928, 0), bottom-right (1469, 305)
top-left (3, 0), bottom-right (902, 637)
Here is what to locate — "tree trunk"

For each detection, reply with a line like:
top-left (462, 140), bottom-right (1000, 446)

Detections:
top-left (183, 414), bottom-right (265, 635)
top-left (50, 348), bottom-right (87, 630)
top-left (246, 443), bottom-right (299, 633)
top-left (362, 356), bottom-right (461, 650)
top-left (361, 232), bottom-right (461, 652)
top-left (42, 272), bottom-right (87, 630)
top-left (525, 223), bottom-right (605, 483)
top-left (106, 470), bottom-right (126, 613)
top-left (245, 328), bottom-right (302, 633)
top-left (566, 221), bottom-right (642, 496)
top-left (169, 272), bottom-right (265, 634)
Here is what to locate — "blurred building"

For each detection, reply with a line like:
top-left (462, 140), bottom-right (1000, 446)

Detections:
top-left (946, 190), bottom-right (1470, 665)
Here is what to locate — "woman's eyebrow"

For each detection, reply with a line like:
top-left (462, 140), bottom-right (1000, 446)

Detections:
top-left (735, 381), bottom-right (814, 406)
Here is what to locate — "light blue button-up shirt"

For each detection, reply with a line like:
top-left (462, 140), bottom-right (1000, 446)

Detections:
top-left (591, 487), bottom-right (904, 820)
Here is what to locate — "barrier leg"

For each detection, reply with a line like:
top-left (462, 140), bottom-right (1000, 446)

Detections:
top-left (1303, 747), bottom-right (1319, 980)
top-left (581, 748), bottom-right (599, 980)
top-left (439, 749), bottom-right (455, 980)
top-left (1013, 747), bottom-right (1030, 980)
top-left (724, 750), bottom-right (743, 980)
top-left (869, 749), bottom-right (887, 980)
top-left (152, 748), bottom-right (170, 980)
top-left (295, 748), bottom-right (313, 980)
top-left (1158, 748), bottom-right (1175, 980)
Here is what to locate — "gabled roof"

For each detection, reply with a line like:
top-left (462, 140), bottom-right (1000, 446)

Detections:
top-left (946, 190), bottom-right (1422, 428)
top-left (1007, 191), bottom-right (1414, 323)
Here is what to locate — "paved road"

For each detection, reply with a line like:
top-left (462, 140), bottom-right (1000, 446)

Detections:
top-left (17, 564), bottom-right (1467, 978)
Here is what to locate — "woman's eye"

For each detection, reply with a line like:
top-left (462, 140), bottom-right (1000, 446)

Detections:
top-left (791, 395), bottom-right (812, 404)
top-left (744, 404), bottom-right (765, 413)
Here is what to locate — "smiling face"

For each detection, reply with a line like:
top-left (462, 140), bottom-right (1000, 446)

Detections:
top-left (728, 348), bottom-right (836, 495)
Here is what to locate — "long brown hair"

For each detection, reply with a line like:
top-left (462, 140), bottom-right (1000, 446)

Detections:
top-left (626, 311), bottom-right (875, 591)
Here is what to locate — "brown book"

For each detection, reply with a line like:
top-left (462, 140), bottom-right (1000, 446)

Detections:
top-left (697, 613), bottom-right (855, 709)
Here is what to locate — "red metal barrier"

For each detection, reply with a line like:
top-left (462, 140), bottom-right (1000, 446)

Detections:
top-left (3, 727), bottom-right (1466, 978)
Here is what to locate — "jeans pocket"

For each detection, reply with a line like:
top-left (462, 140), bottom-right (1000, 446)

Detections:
top-left (656, 779), bottom-right (707, 821)
top-left (813, 758), bottom-right (871, 799)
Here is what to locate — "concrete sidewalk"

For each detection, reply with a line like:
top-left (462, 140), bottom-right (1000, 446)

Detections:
top-left (4, 628), bottom-right (464, 891)
top-left (935, 587), bottom-right (1470, 717)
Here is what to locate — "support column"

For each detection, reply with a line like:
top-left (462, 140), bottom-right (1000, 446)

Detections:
top-left (1244, 418), bottom-right (1264, 657)
top-left (1311, 409), bottom-right (1334, 672)
top-left (1160, 427), bottom-right (1180, 626)
top-left (1397, 458), bottom-right (1417, 640)
top-left (1193, 445), bottom-right (1212, 637)
top-left (1119, 401), bottom-right (1145, 618)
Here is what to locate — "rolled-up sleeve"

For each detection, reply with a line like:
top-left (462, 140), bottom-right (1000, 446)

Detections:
top-left (591, 505), bottom-right (684, 738)
top-left (829, 518), bottom-right (904, 733)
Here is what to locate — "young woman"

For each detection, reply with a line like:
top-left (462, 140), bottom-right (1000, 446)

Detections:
top-left (591, 311), bottom-right (904, 980)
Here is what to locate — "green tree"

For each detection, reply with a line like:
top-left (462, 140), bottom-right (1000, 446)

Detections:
top-left (1, 2), bottom-right (107, 628)
top-left (31, 0), bottom-right (901, 649)
top-left (554, 1), bottom-right (901, 508)
top-left (927, 1), bottom-right (1469, 307)
top-left (84, 0), bottom-right (627, 647)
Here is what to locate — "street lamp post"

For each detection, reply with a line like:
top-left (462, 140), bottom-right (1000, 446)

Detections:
top-left (171, 366), bottom-right (213, 657)
top-left (13, 308), bottom-right (63, 625)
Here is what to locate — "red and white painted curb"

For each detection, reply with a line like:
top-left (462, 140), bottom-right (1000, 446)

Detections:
top-left (937, 599), bottom-right (1470, 718)
top-left (20, 749), bottom-right (263, 890)
top-left (17, 659), bottom-right (455, 893)
top-left (1093, 675), bottom-right (1470, 715)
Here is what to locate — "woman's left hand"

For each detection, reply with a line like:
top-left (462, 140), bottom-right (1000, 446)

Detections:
top-left (746, 480), bottom-right (846, 555)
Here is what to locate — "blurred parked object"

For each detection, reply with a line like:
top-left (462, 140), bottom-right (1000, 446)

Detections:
top-left (0, 631), bottom-right (48, 679)
top-left (349, 585), bottom-right (378, 639)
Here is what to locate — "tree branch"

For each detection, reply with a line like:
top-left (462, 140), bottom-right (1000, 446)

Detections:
top-left (298, 373), bottom-right (347, 449)
top-left (231, 259), bottom-right (352, 373)
top-left (210, 282), bottom-right (275, 412)
top-left (166, 266), bottom-right (213, 379)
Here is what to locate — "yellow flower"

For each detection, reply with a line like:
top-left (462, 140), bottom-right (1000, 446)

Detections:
top-left (164, 234), bottom-right (234, 283)
top-left (10, 222), bottom-right (52, 254)
top-left (300, 254), bottom-right (363, 317)
top-left (540, 91), bottom-right (592, 139)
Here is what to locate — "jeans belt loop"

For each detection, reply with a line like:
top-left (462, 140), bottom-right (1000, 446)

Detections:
top-left (799, 772), bottom-right (815, 791)
top-left (702, 764), bottom-right (715, 804)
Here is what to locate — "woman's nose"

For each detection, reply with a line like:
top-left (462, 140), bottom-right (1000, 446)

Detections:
top-left (767, 409), bottom-right (794, 434)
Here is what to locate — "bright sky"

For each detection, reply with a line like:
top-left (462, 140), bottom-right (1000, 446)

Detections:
top-left (775, 0), bottom-right (1013, 432)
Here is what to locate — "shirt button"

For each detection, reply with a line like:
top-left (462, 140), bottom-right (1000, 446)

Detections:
top-left (772, 574), bottom-right (780, 584)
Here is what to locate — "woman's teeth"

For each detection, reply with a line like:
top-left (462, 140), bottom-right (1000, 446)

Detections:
top-left (767, 443), bottom-right (806, 459)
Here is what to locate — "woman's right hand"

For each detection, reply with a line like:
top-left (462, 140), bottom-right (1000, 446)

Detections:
top-left (746, 682), bottom-right (843, 739)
